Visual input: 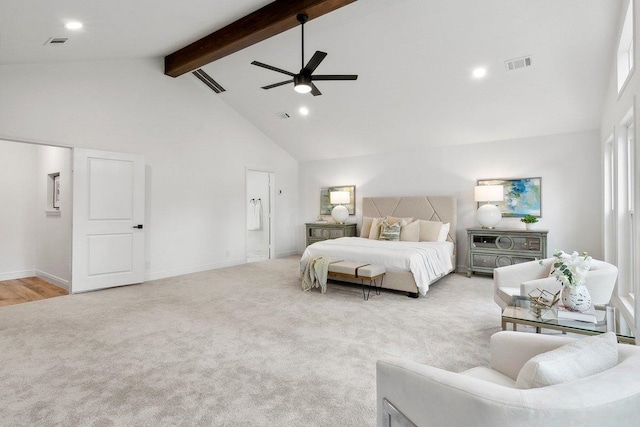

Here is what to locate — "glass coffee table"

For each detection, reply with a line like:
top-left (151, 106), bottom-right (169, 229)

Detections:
top-left (502, 297), bottom-right (636, 344)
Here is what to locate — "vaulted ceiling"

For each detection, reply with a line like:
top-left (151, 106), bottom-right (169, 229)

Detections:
top-left (0, 0), bottom-right (621, 162)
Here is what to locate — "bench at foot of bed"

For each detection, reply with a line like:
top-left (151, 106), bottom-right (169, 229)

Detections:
top-left (327, 261), bottom-right (385, 300)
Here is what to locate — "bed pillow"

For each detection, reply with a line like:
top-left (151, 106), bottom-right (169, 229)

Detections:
top-left (378, 219), bottom-right (401, 241)
top-left (419, 220), bottom-right (443, 242)
top-left (437, 223), bottom-right (450, 242)
top-left (368, 217), bottom-right (383, 240)
top-left (360, 216), bottom-right (378, 238)
top-left (400, 220), bottom-right (420, 242)
top-left (515, 332), bottom-right (618, 389)
top-left (385, 216), bottom-right (414, 225)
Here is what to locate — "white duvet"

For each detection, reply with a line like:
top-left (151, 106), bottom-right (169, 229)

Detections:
top-left (301, 237), bottom-right (454, 295)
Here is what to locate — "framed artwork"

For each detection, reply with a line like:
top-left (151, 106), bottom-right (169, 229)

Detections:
top-left (320, 185), bottom-right (356, 215)
top-left (477, 177), bottom-right (541, 217)
top-left (53, 174), bottom-right (61, 209)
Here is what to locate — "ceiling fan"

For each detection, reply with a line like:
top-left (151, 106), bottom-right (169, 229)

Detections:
top-left (251, 13), bottom-right (357, 96)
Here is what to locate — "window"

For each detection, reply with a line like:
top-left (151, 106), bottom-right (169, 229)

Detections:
top-left (617, 0), bottom-right (634, 93)
top-left (627, 124), bottom-right (636, 300)
top-left (604, 107), bottom-right (637, 327)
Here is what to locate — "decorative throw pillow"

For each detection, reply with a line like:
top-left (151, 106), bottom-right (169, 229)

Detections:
top-left (515, 332), bottom-right (618, 389)
top-left (418, 220), bottom-right (443, 242)
top-left (360, 216), bottom-right (377, 238)
top-left (378, 219), bottom-right (401, 241)
top-left (437, 223), bottom-right (450, 242)
top-left (400, 220), bottom-right (420, 242)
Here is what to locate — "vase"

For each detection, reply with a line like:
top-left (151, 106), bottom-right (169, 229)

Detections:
top-left (561, 285), bottom-right (592, 312)
top-left (525, 223), bottom-right (532, 230)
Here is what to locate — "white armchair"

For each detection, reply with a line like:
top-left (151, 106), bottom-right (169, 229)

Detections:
top-left (493, 258), bottom-right (618, 309)
top-left (376, 331), bottom-right (640, 427)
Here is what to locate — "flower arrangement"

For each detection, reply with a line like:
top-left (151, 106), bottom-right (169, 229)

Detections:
top-left (547, 250), bottom-right (592, 288)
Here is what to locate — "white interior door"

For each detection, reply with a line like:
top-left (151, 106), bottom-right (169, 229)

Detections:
top-left (72, 148), bottom-right (145, 293)
top-left (246, 169), bottom-right (272, 263)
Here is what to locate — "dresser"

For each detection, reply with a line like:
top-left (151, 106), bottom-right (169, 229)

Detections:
top-left (467, 228), bottom-right (548, 277)
top-left (305, 222), bottom-right (357, 247)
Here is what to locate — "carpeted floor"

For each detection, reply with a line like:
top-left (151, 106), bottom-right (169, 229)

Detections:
top-left (0, 257), bottom-right (501, 426)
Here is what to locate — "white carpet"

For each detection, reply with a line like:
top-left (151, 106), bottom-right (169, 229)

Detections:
top-left (0, 257), bottom-right (501, 426)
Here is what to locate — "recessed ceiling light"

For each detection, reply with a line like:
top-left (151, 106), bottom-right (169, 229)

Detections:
top-left (299, 107), bottom-right (309, 116)
top-left (472, 67), bottom-right (487, 79)
top-left (65, 21), bottom-right (83, 30)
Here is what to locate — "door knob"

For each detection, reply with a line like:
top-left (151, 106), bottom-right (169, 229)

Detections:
top-left (133, 224), bottom-right (144, 229)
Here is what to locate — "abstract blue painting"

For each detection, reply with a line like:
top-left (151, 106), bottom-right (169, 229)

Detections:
top-left (477, 177), bottom-right (541, 217)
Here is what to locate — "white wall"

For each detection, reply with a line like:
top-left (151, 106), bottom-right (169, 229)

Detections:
top-left (0, 140), bottom-right (38, 280)
top-left (299, 130), bottom-right (602, 270)
top-left (0, 58), bottom-right (299, 282)
top-left (35, 145), bottom-right (72, 289)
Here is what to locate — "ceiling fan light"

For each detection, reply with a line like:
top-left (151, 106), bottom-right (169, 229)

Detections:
top-left (294, 83), bottom-right (312, 93)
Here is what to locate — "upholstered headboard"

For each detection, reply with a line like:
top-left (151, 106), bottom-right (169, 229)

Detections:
top-left (361, 196), bottom-right (457, 255)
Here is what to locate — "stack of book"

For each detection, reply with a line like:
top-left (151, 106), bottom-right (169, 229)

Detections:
top-left (556, 303), bottom-right (597, 323)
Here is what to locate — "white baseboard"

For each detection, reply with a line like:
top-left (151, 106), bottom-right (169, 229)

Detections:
top-left (0, 269), bottom-right (36, 281)
top-left (35, 270), bottom-right (70, 291)
top-left (144, 259), bottom-right (246, 282)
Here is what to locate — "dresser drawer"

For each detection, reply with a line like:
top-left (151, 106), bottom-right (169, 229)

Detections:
top-left (305, 223), bottom-right (357, 247)
top-left (472, 253), bottom-right (537, 269)
top-left (467, 227), bottom-right (548, 277)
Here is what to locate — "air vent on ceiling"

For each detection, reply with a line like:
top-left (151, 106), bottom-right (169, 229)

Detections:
top-left (192, 69), bottom-right (226, 93)
top-left (505, 55), bottom-right (532, 72)
top-left (276, 112), bottom-right (290, 119)
top-left (45, 37), bottom-right (68, 45)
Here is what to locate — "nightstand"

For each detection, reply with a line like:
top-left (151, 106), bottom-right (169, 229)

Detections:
top-left (305, 222), bottom-right (357, 247)
top-left (467, 228), bottom-right (548, 277)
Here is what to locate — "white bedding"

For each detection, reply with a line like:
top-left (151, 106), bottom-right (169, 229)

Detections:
top-left (300, 237), bottom-right (454, 295)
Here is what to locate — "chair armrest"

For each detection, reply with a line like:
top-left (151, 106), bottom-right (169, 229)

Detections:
top-left (520, 277), bottom-right (561, 299)
top-left (489, 331), bottom-right (576, 379)
top-left (376, 357), bottom-right (526, 427)
top-left (493, 259), bottom-right (550, 289)
top-left (584, 269), bottom-right (618, 305)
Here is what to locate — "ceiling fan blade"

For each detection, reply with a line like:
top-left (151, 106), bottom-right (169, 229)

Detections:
top-left (312, 75), bottom-right (358, 81)
top-left (261, 80), bottom-right (293, 90)
top-left (303, 51), bottom-right (327, 74)
top-left (310, 83), bottom-right (322, 96)
top-left (251, 61), bottom-right (295, 77)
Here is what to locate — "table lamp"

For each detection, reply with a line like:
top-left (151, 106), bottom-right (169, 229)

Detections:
top-left (330, 191), bottom-right (350, 224)
top-left (474, 185), bottom-right (503, 229)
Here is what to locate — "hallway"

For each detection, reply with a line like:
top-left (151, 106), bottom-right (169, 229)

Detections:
top-left (0, 277), bottom-right (68, 307)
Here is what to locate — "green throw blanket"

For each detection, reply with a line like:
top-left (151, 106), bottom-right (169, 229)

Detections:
top-left (301, 256), bottom-right (342, 293)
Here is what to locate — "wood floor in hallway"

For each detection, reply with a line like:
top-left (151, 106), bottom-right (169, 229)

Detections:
top-left (0, 277), bottom-right (68, 307)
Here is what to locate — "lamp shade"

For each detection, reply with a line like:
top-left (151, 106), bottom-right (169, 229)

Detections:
top-left (330, 191), bottom-right (350, 205)
top-left (474, 185), bottom-right (504, 202)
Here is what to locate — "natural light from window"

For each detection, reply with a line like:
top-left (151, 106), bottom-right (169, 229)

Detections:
top-left (604, 108), bottom-right (637, 326)
top-left (617, 0), bottom-right (634, 93)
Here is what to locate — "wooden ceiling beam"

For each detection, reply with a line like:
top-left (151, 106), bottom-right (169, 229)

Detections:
top-left (164, 0), bottom-right (357, 78)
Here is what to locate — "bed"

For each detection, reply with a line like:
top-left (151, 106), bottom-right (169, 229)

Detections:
top-left (300, 196), bottom-right (457, 297)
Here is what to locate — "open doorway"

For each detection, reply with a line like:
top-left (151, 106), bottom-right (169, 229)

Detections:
top-left (0, 139), bottom-right (72, 303)
top-left (246, 169), bottom-right (274, 263)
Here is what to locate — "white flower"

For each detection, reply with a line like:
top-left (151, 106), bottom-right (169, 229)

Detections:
top-left (549, 250), bottom-right (592, 288)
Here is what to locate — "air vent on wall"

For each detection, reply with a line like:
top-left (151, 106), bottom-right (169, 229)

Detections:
top-left (276, 112), bottom-right (290, 119)
top-left (45, 37), bottom-right (68, 45)
top-left (505, 55), bottom-right (532, 71)
top-left (192, 69), bottom-right (226, 93)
